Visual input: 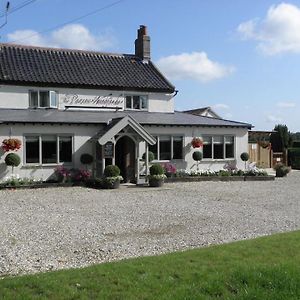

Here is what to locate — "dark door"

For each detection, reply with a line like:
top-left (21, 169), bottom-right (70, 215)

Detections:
top-left (115, 136), bottom-right (136, 183)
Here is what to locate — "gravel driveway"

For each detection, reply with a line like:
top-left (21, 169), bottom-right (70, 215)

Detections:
top-left (0, 171), bottom-right (299, 276)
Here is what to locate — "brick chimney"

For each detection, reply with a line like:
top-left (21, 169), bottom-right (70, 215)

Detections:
top-left (135, 25), bottom-right (150, 61)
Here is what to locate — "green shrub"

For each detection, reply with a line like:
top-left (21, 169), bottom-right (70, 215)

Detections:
top-left (240, 152), bottom-right (249, 162)
top-left (274, 163), bottom-right (290, 177)
top-left (149, 163), bottom-right (164, 176)
top-left (5, 153), bottom-right (21, 167)
top-left (80, 153), bottom-right (93, 165)
top-left (142, 151), bottom-right (155, 162)
top-left (218, 170), bottom-right (230, 176)
top-left (85, 178), bottom-right (102, 189)
top-left (192, 151), bottom-right (203, 161)
top-left (104, 165), bottom-right (120, 177)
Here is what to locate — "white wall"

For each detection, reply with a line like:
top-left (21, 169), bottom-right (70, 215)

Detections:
top-left (0, 123), bottom-right (100, 181)
top-left (0, 121), bottom-right (249, 181)
top-left (0, 85), bottom-right (174, 113)
top-left (142, 125), bottom-right (249, 172)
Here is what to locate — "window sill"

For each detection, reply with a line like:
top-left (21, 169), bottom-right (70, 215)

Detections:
top-left (202, 158), bottom-right (235, 162)
top-left (22, 163), bottom-right (73, 168)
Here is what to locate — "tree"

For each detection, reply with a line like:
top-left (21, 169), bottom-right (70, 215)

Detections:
top-left (270, 124), bottom-right (293, 152)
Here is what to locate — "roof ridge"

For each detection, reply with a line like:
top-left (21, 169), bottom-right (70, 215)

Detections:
top-left (0, 42), bottom-right (136, 58)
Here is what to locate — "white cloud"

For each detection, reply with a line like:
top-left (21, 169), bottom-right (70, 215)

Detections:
top-left (156, 52), bottom-right (234, 83)
top-left (212, 103), bottom-right (230, 110)
top-left (237, 3), bottom-right (300, 55)
top-left (7, 24), bottom-right (116, 51)
top-left (276, 101), bottom-right (296, 108)
top-left (266, 114), bottom-right (282, 122)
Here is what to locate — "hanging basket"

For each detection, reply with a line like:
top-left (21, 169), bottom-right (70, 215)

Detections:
top-left (1, 138), bottom-right (22, 152)
top-left (191, 137), bottom-right (203, 148)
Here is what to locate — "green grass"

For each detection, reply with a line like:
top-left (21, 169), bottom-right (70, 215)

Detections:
top-left (1, 231), bottom-right (300, 299)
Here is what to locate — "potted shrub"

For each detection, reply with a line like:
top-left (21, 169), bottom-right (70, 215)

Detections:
top-left (193, 150), bottom-right (203, 171)
top-left (142, 151), bottom-right (155, 163)
top-left (191, 137), bottom-right (203, 148)
top-left (148, 163), bottom-right (166, 187)
top-left (5, 153), bottom-right (21, 174)
top-left (102, 165), bottom-right (123, 189)
top-left (240, 152), bottom-right (249, 170)
top-left (274, 163), bottom-right (290, 177)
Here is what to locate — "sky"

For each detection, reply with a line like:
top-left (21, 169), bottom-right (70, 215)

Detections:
top-left (0, 0), bottom-right (300, 132)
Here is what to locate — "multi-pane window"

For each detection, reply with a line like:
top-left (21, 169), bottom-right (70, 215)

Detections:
top-left (29, 90), bottom-right (58, 108)
top-left (203, 135), bottom-right (235, 159)
top-left (148, 136), bottom-right (184, 160)
top-left (125, 95), bottom-right (148, 110)
top-left (25, 135), bottom-right (72, 164)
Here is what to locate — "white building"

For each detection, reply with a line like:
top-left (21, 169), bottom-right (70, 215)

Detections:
top-left (0, 25), bottom-right (251, 183)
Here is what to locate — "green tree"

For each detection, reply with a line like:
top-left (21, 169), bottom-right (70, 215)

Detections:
top-left (270, 124), bottom-right (293, 152)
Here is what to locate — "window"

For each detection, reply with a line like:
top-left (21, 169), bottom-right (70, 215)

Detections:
top-left (225, 136), bottom-right (234, 158)
top-left (160, 136), bottom-right (171, 160)
top-left (29, 90), bottom-right (58, 108)
top-left (25, 135), bottom-right (73, 164)
top-left (42, 136), bottom-right (57, 164)
top-left (125, 95), bottom-right (148, 110)
top-left (149, 136), bottom-right (184, 160)
top-left (59, 136), bottom-right (72, 163)
top-left (202, 135), bottom-right (235, 159)
top-left (173, 136), bottom-right (183, 159)
top-left (25, 136), bottom-right (39, 163)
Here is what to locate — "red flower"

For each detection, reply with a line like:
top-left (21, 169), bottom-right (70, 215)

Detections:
top-left (1, 138), bottom-right (22, 152)
top-left (191, 137), bottom-right (203, 148)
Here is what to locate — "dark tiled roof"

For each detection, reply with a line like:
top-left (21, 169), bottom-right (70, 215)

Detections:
top-left (0, 109), bottom-right (252, 128)
top-left (0, 43), bottom-right (175, 93)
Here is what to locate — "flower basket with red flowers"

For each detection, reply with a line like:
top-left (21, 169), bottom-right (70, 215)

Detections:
top-left (1, 138), bottom-right (22, 152)
top-left (191, 137), bottom-right (203, 148)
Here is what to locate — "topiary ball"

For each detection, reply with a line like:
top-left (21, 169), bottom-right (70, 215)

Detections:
top-left (149, 163), bottom-right (164, 175)
top-left (104, 165), bottom-right (120, 177)
top-left (5, 153), bottom-right (21, 167)
top-left (142, 151), bottom-right (155, 162)
top-left (192, 151), bottom-right (203, 161)
top-left (80, 153), bottom-right (93, 165)
top-left (240, 152), bottom-right (249, 162)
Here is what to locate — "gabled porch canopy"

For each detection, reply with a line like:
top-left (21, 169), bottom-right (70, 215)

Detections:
top-left (98, 115), bottom-right (156, 145)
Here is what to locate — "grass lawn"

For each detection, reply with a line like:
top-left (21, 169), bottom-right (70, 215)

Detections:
top-left (0, 231), bottom-right (300, 299)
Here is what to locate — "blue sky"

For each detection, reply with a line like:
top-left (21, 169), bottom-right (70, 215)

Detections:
top-left (1, 0), bottom-right (300, 131)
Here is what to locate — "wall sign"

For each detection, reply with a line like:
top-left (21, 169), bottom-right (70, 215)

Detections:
top-left (103, 142), bottom-right (114, 158)
top-left (62, 93), bottom-right (124, 108)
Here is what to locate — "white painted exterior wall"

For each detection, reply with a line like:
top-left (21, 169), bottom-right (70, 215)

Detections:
top-left (0, 85), bottom-right (174, 112)
top-left (0, 84), bottom-right (249, 181)
top-left (142, 125), bottom-right (248, 171)
top-left (0, 123), bottom-right (100, 181)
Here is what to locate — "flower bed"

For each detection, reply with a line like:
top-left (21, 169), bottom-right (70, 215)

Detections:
top-left (165, 168), bottom-right (275, 182)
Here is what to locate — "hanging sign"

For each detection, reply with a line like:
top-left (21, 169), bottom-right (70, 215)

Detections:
top-left (103, 142), bottom-right (114, 158)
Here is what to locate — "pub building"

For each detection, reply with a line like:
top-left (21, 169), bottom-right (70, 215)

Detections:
top-left (0, 25), bottom-right (251, 184)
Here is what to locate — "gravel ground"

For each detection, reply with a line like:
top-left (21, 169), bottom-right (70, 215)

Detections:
top-left (0, 171), bottom-right (299, 276)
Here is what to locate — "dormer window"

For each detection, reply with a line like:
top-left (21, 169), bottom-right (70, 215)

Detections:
top-left (125, 95), bottom-right (148, 110)
top-left (29, 90), bottom-right (58, 108)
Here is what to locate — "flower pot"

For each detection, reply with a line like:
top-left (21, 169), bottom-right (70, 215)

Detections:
top-left (103, 179), bottom-right (120, 189)
top-left (149, 178), bottom-right (164, 187)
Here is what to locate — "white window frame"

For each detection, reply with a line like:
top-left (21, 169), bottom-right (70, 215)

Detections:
top-left (29, 90), bottom-right (58, 108)
top-left (150, 135), bottom-right (185, 161)
top-left (202, 135), bottom-right (235, 160)
top-left (24, 134), bottom-right (73, 166)
top-left (125, 95), bottom-right (148, 111)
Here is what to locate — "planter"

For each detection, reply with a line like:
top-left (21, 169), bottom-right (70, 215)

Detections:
top-left (149, 178), bottom-right (164, 187)
top-left (102, 179), bottom-right (120, 189)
